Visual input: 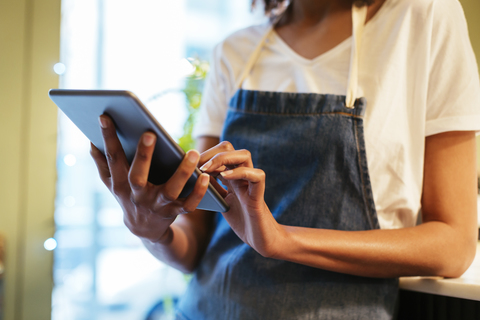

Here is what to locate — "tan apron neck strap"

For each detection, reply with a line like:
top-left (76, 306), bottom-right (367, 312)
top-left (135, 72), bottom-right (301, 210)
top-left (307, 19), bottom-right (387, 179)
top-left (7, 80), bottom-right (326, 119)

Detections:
top-left (235, 4), bottom-right (367, 103)
top-left (346, 4), bottom-right (368, 109)
top-left (235, 24), bottom-right (275, 90)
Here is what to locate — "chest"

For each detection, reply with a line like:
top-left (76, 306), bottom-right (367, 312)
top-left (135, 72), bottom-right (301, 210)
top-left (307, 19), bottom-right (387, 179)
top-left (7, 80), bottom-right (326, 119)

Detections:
top-left (274, 13), bottom-right (352, 60)
top-left (273, 0), bottom-right (386, 60)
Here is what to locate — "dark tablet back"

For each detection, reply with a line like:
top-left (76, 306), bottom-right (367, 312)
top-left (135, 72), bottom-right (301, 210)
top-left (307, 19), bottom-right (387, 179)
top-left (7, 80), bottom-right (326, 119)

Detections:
top-left (49, 89), bottom-right (228, 212)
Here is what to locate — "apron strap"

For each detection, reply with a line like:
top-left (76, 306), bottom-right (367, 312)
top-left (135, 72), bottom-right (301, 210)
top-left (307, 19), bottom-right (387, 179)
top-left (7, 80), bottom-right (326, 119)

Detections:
top-left (234, 24), bottom-right (275, 90)
top-left (345, 4), bottom-right (368, 109)
top-left (235, 4), bottom-right (368, 110)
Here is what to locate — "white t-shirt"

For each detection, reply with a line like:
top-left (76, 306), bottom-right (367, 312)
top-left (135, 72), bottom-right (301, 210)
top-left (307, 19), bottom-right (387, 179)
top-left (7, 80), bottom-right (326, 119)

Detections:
top-left (193, 0), bottom-right (480, 229)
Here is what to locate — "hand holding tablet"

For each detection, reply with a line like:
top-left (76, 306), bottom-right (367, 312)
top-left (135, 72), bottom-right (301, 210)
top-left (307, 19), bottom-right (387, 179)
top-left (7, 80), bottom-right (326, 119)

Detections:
top-left (49, 89), bottom-right (229, 214)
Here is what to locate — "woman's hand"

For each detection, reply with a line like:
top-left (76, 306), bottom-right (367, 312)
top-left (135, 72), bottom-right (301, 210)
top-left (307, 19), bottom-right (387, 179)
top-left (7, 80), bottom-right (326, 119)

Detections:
top-left (199, 141), bottom-right (284, 258)
top-left (90, 115), bottom-right (211, 244)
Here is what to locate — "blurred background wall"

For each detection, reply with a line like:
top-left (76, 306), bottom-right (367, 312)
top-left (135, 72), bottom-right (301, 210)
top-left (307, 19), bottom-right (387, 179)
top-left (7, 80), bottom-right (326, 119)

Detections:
top-left (462, 0), bottom-right (480, 75)
top-left (461, 0), bottom-right (480, 173)
top-left (0, 0), bottom-right (478, 320)
top-left (0, 0), bottom-right (61, 320)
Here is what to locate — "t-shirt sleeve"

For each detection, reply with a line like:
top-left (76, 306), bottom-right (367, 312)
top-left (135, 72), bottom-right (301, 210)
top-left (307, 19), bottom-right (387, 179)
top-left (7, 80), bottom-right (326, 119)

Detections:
top-left (425, 0), bottom-right (480, 136)
top-left (192, 43), bottom-right (230, 139)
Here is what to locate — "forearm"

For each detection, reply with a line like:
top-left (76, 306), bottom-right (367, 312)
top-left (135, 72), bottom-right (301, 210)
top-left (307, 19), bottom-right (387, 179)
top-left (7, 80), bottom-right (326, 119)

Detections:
top-left (271, 131), bottom-right (479, 279)
top-left (142, 136), bottom-right (221, 273)
top-left (141, 226), bottom-right (198, 274)
top-left (141, 211), bottom-right (213, 274)
top-left (274, 220), bottom-right (477, 278)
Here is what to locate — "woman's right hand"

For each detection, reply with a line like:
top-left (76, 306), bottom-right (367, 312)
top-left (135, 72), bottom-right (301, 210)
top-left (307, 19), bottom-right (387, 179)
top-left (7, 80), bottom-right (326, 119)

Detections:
top-left (90, 115), bottom-right (211, 244)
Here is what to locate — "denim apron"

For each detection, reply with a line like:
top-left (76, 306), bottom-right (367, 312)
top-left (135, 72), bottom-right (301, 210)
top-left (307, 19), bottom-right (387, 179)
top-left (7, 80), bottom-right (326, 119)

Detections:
top-left (177, 5), bottom-right (398, 319)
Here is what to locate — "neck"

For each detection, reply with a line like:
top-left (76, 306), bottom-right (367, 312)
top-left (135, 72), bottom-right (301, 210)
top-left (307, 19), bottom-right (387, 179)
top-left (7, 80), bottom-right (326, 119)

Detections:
top-left (278, 0), bottom-right (385, 29)
top-left (284, 0), bottom-right (351, 27)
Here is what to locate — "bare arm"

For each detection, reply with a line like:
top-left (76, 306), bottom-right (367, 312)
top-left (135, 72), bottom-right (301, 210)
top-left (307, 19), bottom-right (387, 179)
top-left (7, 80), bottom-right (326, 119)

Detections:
top-left (141, 136), bottom-right (221, 273)
top-left (90, 115), bottom-right (221, 273)
top-left (201, 131), bottom-right (478, 278)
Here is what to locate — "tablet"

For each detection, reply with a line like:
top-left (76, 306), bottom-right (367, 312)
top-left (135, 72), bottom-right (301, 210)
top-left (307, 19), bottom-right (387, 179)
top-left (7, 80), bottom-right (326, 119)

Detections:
top-left (49, 89), bottom-right (229, 212)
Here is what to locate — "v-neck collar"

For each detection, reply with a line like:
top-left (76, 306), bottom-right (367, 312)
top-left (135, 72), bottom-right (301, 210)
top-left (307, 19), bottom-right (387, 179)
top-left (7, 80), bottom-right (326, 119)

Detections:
top-left (270, 30), bottom-right (352, 66)
top-left (268, 0), bottom-right (389, 66)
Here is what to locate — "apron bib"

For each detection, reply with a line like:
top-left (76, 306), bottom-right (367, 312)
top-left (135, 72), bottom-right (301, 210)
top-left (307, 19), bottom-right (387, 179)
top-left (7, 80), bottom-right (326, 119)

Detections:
top-left (177, 5), bottom-right (398, 320)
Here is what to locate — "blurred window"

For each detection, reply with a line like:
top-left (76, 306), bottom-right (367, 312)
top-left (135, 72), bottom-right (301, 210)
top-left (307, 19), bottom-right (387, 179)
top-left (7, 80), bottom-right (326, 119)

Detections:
top-left (53, 1), bottom-right (264, 319)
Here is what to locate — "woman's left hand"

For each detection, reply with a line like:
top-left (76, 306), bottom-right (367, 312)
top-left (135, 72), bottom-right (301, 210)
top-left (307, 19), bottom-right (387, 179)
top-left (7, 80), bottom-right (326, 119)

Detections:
top-left (199, 141), bottom-right (284, 258)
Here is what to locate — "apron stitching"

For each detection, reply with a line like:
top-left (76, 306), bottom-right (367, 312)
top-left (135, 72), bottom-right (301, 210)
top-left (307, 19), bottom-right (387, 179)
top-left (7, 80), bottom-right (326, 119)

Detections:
top-left (227, 108), bottom-right (363, 118)
top-left (353, 117), bottom-right (376, 230)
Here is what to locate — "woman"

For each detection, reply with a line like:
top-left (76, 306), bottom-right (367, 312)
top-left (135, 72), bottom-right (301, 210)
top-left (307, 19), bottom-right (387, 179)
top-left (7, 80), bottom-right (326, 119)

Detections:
top-left (91, 0), bottom-right (480, 318)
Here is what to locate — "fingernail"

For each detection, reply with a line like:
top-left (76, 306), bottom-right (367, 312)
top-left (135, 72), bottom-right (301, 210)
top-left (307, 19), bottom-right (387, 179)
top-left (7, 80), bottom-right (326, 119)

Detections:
top-left (201, 174), bottom-right (209, 186)
top-left (186, 150), bottom-right (199, 164)
top-left (200, 160), bottom-right (212, 172)
top-left (220, 170), bottom-right (232, 177)
top-left (143, 133), bottom-right (155, 147)
top-left (98, 116), bottom-right (108, 128)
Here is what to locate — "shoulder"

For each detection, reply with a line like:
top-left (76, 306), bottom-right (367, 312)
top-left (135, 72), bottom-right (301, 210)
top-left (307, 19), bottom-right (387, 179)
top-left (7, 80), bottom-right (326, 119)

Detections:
top-left (371, 0), bottom-right (469, 47)
top-left (384, 0), bottom-right (465, 21)
top-left (212, 23), bottom-right (271, 66)
top-left (384, 0), bottom-right (452, 11)
top-left (222, 24), bottom-right (271, 49)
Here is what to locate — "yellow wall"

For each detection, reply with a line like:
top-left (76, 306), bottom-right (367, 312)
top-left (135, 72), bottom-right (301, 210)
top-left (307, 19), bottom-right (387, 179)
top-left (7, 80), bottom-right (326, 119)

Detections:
top-left (460, 0), bottom-right (480, 173)
top-left (0, 0), bottom-right (60, 319)
top-left (460, 0), bottom-right (480, 75)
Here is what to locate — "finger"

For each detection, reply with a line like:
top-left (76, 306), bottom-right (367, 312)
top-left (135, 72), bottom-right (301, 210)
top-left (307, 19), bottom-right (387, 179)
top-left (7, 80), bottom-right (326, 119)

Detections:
top-left (160, 150), bottom-right (200, 203)
top-left (220, 167), bottom-right (266, 200)
top-left (99, 115), bottom-right (130, 195)
top-left (200, 149), bottom-right (253, 173)
top-left (201, 166), bottom-right (227, 181)
top-left (207, 165), bottom-right (227, 173)
top-left (199, 141), bottom-right (235, 167)
top-left (180, 173), bottom-right (210, 214)
top-left (220, 167), bottom-right (265, 183)
top-left (128, 132), bottom-right (156, 200)
top-left (90, 143), bottom-right (111, 186)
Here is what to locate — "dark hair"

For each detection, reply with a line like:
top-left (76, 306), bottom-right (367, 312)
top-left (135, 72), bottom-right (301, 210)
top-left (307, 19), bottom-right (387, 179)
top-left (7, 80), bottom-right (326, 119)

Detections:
top-left (252, 0), bottom-right (375, 16)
